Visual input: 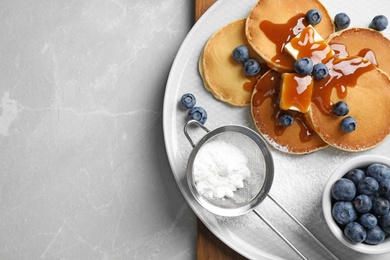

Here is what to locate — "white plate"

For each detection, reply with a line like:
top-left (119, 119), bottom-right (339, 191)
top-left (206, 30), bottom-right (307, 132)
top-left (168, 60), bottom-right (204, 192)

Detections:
top-left (163, 1), bottom-right (390, 259)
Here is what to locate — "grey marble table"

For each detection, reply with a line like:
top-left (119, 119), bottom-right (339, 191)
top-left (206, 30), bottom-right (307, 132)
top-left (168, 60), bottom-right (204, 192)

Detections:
top-left (0, 1), bottom-right (196, 259)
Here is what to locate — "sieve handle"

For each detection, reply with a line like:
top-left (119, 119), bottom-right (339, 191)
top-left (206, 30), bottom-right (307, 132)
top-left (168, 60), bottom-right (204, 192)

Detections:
top-left (253, 209), bottom-right (308, 260)
top-left (184, 120), bottom-right (210, 148)
top-left (267, 194), bottom-right (339, 260)
top-left (254, 195), bottom-right (339, 260)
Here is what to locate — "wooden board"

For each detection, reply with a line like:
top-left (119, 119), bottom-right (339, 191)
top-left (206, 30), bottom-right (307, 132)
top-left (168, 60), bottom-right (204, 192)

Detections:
top-left (194, 0), bottom-right (247, 259)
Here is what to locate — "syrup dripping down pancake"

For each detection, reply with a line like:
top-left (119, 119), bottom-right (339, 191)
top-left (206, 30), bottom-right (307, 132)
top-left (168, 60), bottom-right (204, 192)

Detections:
top-left (307, 56), bottom-right (390, 151)
top-left (328, 27), bottom-right (390, 76)
top-left (251, 69), bottom-right (328, 154)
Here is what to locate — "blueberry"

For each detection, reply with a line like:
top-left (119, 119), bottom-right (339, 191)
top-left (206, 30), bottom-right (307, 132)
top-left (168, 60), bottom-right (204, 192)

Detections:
top-left (332, 178), bottom-right (356, 201)
top-left (334, 13), bottom-right (351, 30)
top-left (370, 15), bottom-right (388, 31)
top-left (293, 57), bottom-right (313, 76)
top-left (344, 222), bottom-right (366, 243)
top-left (333, 101), bottom-right (349, 116)
top-left (367, 163), bottom-right (390, 182)
top-left (188, 107), bottom-right (207, 124)
top-left (364, 226), bottom-right (386, 245)
top-left (379, 179), bottom-right (390, 198)
top-left (357, 177), bottom-right (379, 196)
top-left (306, 9), bottom-right (322, 25)
top-left (344, 168), bottom-right (365, 185)
top-left (354, 194), bottom-right (372, 213)
top-left (360, 213), bottom-right (378, 229)
top-left (243, 59), bottom-right (260, 76)
top-left (279, 113), bottom-right (294, 127)
top-left (380, 212), bottom-right (390, 233)
top-left (180, 93), bottom-right (196, 109)
top-left (332, 201), bottom-right (357, 225)
top-left (340, 116), bottom-right (357, 133)
top-left (372, 197), bottom-right (390, 215)
top-left (312, 63), bottom-right (329, 80)
top-left (232, 45), bottom-right (249, 63)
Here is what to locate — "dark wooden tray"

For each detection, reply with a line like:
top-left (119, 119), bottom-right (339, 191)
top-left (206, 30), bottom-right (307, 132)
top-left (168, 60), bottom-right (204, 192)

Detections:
top-left (194, 1), bottom-right (247, 259)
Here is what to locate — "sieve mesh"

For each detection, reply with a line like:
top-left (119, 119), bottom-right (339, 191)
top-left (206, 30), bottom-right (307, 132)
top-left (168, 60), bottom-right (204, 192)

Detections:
top-left (185, 121), bottom-right (274, 216)
top-left (193, 132), bottom-right (266, 209)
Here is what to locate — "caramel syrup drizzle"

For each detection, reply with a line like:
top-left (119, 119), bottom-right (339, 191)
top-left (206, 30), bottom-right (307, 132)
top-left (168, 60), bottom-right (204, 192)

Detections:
top-left (260, 14), bottom-right (307, 67)
top-left (242, 64), bottom-right (270, 93)
top-left (252, 71), bottom-right (317, 141)
top-left (358, 48), bottom-right (378, 66)
top-left (313, 57), bottom-right (375, 115)
top-left (289, 26), bottom-right (334, 64)
top-left (243, 76), bottom-right (258, 93)
top-left (255, 17), bottom-right (378, 142)
top-left (331, 43), bottom-right (378, 66)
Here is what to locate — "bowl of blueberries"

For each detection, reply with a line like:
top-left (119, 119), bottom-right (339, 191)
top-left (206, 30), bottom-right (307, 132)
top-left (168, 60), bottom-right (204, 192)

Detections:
top-left (322, 155), bottom-right (390, 254)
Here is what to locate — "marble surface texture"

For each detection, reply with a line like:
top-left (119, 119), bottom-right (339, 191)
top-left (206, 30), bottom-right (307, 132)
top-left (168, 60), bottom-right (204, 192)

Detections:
top-left (0, 0), bottom-right (196, 259)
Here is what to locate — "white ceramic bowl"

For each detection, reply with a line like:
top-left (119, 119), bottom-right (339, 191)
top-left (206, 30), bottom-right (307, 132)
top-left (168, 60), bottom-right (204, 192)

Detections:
top-left (322, 155), bottom-right (390, 255)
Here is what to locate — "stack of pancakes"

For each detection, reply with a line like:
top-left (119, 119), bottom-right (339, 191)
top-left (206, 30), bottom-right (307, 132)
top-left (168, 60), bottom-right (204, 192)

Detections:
top-left (199, 0), bottom-right (390, 154)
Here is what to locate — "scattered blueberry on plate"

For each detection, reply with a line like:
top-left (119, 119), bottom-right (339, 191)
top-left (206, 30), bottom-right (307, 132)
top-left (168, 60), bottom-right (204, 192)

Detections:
top-left (180, 94), bottom-right (207, 124)
top-left (370, 15), bottom-right (388, 31)
top-left (334, 13), bottom-right (351, 30)
top-left (180, 93), bottom-right (196, 109)
top-left (188, 107), bottom-right (207, 124)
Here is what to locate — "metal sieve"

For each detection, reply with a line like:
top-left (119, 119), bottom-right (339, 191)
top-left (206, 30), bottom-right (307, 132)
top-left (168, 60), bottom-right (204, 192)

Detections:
top-left (184, 120), bottom-right (339, 260)
top-left (184, 119), bottom-right (274, 217)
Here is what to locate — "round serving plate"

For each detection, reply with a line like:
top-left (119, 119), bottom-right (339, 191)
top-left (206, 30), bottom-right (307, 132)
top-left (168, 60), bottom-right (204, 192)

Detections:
top-left (163, 1), bottom-right (390, 259)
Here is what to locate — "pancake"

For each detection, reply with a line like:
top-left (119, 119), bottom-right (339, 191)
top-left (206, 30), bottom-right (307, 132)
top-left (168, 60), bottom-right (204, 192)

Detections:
top-left (200, 18), bottom-right (267, 106)
top-left (245, 0), bottom-right (334, 73)
top-left (251, 69), bottom-right (328, 154)
top-left (327, 27), bottom-right (390, 76)
top-left (198, 50), bottom-right (214, 93)
top-left (308, 56), bottom-right (390, 151)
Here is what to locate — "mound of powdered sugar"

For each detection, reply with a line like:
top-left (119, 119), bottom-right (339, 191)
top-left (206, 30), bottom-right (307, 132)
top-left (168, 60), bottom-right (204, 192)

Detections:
top-left (193, 140), bottom-right (251, 199)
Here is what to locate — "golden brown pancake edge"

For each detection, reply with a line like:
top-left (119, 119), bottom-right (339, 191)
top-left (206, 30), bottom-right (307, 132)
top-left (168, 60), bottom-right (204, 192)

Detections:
top-left (245, 0), bottom-right (335, 73)
top-left (200, 18), bottom-right (265, 106)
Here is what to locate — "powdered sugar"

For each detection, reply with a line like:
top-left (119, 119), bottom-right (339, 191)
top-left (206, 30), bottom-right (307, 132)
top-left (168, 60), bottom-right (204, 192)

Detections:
top-left (193, 140), bottom-right (251, 199)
